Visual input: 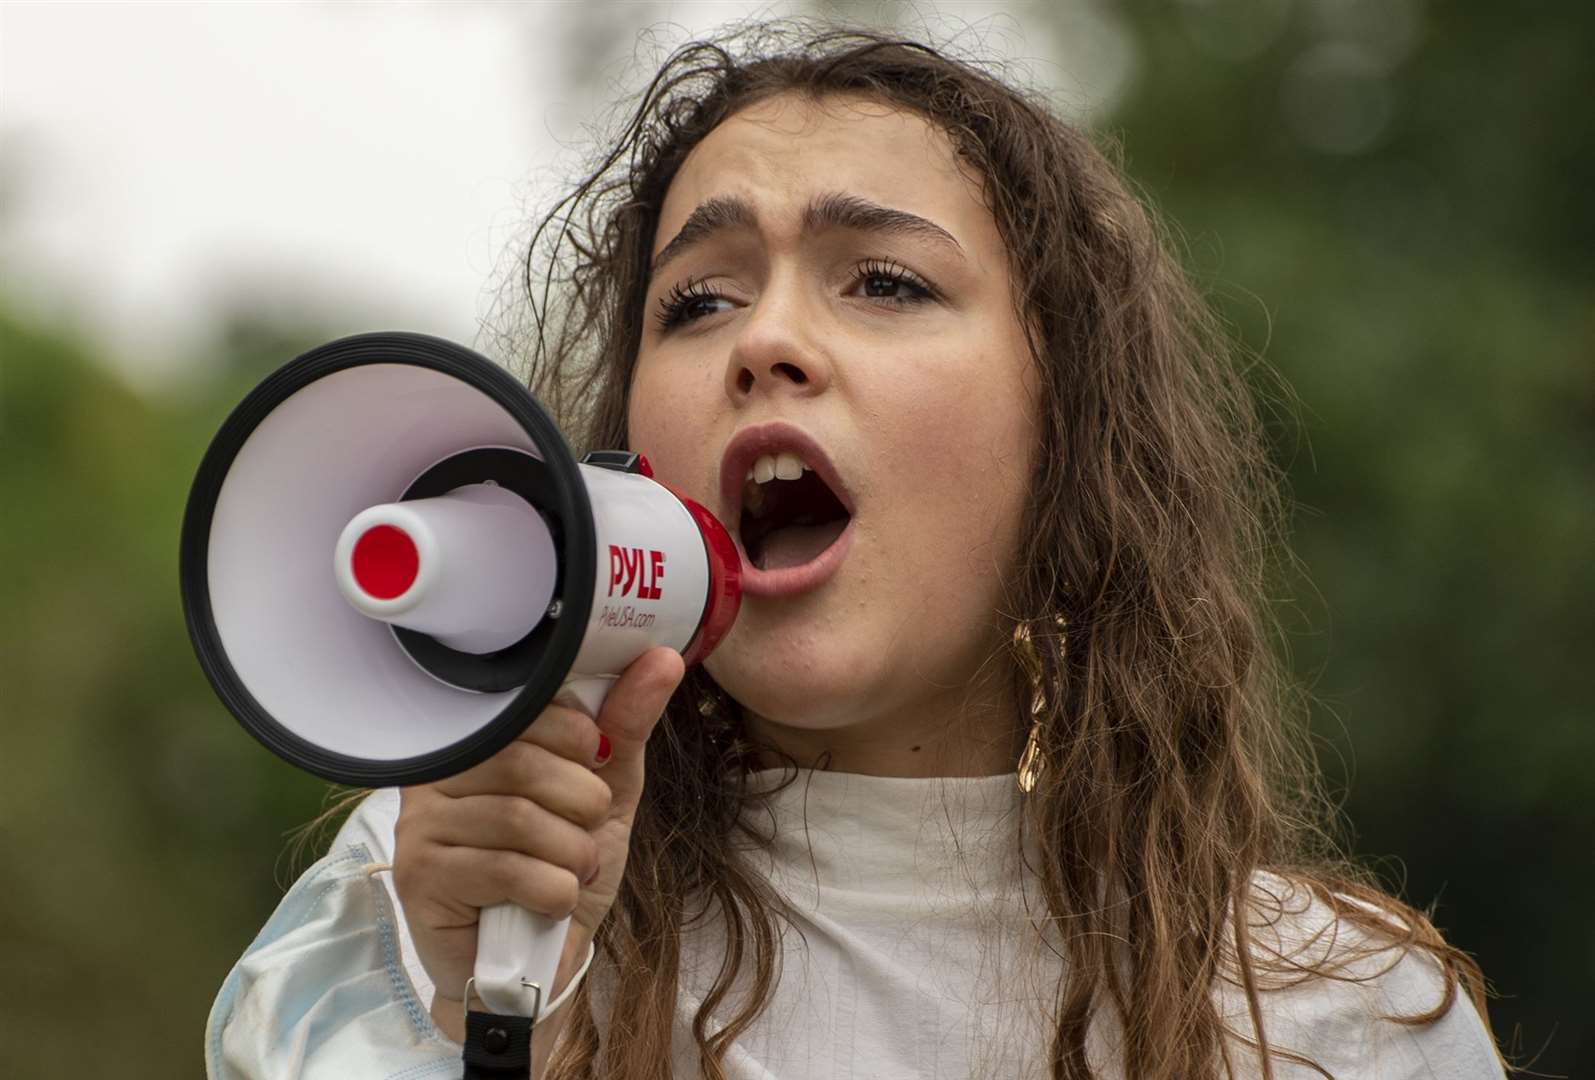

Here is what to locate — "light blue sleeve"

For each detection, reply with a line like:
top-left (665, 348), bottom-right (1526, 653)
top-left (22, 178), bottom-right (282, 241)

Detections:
top-left (205, 794), bottom-right (462, 1078)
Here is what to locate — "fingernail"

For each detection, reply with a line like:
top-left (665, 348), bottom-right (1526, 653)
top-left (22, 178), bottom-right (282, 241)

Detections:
top-left (594, 733), bottom-right (612, 767)
top-left (583, 865), bottom-right (601, 886)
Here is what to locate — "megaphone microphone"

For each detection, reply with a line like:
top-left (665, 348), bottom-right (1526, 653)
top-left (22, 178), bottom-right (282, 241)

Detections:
top-left (180, 332), bottom-right (740, 1021)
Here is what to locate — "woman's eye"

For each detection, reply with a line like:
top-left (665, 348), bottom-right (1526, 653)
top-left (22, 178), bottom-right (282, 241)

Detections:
top-left (655, 280), bottom-right (731, 330)
top-left (852, 259), bottom-right (936, 305)
top-left (676, 295), bottom-right (729, 321)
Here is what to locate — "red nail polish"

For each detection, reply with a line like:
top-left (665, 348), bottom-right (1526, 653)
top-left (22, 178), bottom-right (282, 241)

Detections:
top-left (595, 733), bottom-right (612, 766)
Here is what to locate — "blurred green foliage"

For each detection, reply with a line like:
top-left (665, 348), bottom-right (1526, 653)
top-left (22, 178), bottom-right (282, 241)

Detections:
top-left (0, 311), bottom-right (340, 1075)
top-left (2, 2), bottom-right (1590, 1076)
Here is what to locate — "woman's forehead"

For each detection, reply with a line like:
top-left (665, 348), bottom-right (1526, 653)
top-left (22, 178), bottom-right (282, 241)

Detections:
top-left (655, 91), bottom-right (990, 252)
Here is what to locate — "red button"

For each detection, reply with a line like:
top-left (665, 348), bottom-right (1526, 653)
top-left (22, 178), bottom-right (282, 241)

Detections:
top-left (351, 524), bottom-right (419, 599)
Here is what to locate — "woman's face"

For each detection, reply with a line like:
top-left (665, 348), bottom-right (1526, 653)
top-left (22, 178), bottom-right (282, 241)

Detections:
top-left (629, 92), bottom-right (1038, 766)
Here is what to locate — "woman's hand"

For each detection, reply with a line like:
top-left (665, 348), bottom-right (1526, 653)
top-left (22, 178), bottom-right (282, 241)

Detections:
top-left (392, 646), bottom-right (685, 1033)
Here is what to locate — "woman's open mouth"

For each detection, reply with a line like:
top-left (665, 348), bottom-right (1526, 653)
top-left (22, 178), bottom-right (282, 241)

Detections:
top-left (742, 461), bottom-right (850, 569)
top-left (720, 424), bottom-right (856, 598)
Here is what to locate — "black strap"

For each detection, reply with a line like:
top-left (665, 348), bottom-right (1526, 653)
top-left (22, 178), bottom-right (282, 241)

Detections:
top-left (463, 1009), bottom-right (534, 1079)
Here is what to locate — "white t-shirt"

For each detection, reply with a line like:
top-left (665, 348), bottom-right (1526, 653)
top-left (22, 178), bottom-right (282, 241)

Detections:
top-left (208, 772), bottom-right (1505, 1079)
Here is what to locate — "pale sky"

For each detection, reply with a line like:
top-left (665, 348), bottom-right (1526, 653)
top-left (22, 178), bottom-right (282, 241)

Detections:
top-left (0, 2), bottom-right (1126, 394)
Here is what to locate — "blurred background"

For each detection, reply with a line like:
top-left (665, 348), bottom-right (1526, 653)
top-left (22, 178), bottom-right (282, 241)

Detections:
top-left (2, 1), bottom-right (1589, 1075)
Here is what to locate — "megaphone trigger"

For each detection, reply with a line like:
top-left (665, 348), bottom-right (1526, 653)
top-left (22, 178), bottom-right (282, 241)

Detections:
top-left (553, 674), bottom-right (619, 719)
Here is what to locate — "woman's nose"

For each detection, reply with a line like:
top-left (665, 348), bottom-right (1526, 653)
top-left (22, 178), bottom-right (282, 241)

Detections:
top-left (724, 283), bottom-right (832, 401)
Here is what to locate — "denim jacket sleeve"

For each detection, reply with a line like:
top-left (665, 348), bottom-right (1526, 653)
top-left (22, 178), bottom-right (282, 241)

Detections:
top-left (206, 792), bottom-right (462, 1078)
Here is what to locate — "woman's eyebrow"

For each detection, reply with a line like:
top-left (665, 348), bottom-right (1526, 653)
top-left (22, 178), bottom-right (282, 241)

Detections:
top-left (648, 191), bottom-right (965, 280)
top-left (649, 195), bottom-right (755, 281)
top-left (806, 192), bottom-right (966, 260)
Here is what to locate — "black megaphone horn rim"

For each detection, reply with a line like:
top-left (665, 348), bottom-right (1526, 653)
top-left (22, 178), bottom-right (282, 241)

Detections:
top-left (179, 331), bottom-right (597, 787)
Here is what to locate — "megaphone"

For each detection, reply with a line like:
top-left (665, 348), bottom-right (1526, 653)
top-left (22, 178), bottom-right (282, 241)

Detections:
top-left (180, 331), bottom-right (740, 1019)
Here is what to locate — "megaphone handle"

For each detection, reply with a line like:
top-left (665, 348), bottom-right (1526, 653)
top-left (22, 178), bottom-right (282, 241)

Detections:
top-left (474, 904), bottom-right (568, 1018)
top-left (471, 674), bottom-right (616, 1017)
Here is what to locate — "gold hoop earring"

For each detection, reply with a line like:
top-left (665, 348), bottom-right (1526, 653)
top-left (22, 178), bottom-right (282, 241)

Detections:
top-left (1013, 615), bottom-right (1067, 793)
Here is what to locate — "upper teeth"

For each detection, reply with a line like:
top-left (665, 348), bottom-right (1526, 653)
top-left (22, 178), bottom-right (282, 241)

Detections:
top-left (747, 452), bottom-right (809, 484)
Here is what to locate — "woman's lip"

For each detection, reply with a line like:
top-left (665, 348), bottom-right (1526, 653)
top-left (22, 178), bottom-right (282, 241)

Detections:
top-left (735, 518), bottom-right (855, 598)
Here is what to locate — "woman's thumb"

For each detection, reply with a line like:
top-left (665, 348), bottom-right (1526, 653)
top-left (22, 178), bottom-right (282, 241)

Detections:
top-left (594, 646), bottom-right (685, 815)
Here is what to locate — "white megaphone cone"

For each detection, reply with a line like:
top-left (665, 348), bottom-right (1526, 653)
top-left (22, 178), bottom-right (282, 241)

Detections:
top-left (181, 332), bottom-right (740, 1022)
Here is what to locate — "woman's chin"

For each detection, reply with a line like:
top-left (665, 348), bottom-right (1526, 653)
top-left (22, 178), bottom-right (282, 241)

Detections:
top-left (742, 688), bottom-right (864, 735)
top-left (704, 660), bottom-right (867, 738)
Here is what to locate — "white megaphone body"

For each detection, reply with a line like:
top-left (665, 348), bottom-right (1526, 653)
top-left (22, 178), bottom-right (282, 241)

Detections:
top-left (180, 332), bottom-right (740, 1019)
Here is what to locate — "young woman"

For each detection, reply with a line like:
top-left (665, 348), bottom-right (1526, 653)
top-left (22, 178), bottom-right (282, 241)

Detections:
top-left (208, 23), bottom-right (1508, 1080)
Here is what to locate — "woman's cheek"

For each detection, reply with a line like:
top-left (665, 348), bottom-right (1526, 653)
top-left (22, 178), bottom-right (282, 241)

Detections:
top-left (884, 424), bottom-right (1027, 649)
top-left (627, 373), bottom-right (716, 497)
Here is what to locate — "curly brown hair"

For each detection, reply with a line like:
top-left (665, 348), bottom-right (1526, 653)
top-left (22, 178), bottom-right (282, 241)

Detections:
top-left (495, 19), bottom-right (1504, 1080)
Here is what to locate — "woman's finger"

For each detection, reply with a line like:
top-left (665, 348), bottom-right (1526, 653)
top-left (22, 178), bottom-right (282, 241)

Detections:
top-left (513, 702), bottom-right (606, 764)
top-left (428, 741), bottom-right (612, 829)
top-left (433, 704), bottom-right (604, 794)
top-left (398, 843), bottom-right (587, 922)
top-left (409, 793), bottom-right (601, 882)
top-left (594, 646), bottom-right (685, 820)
